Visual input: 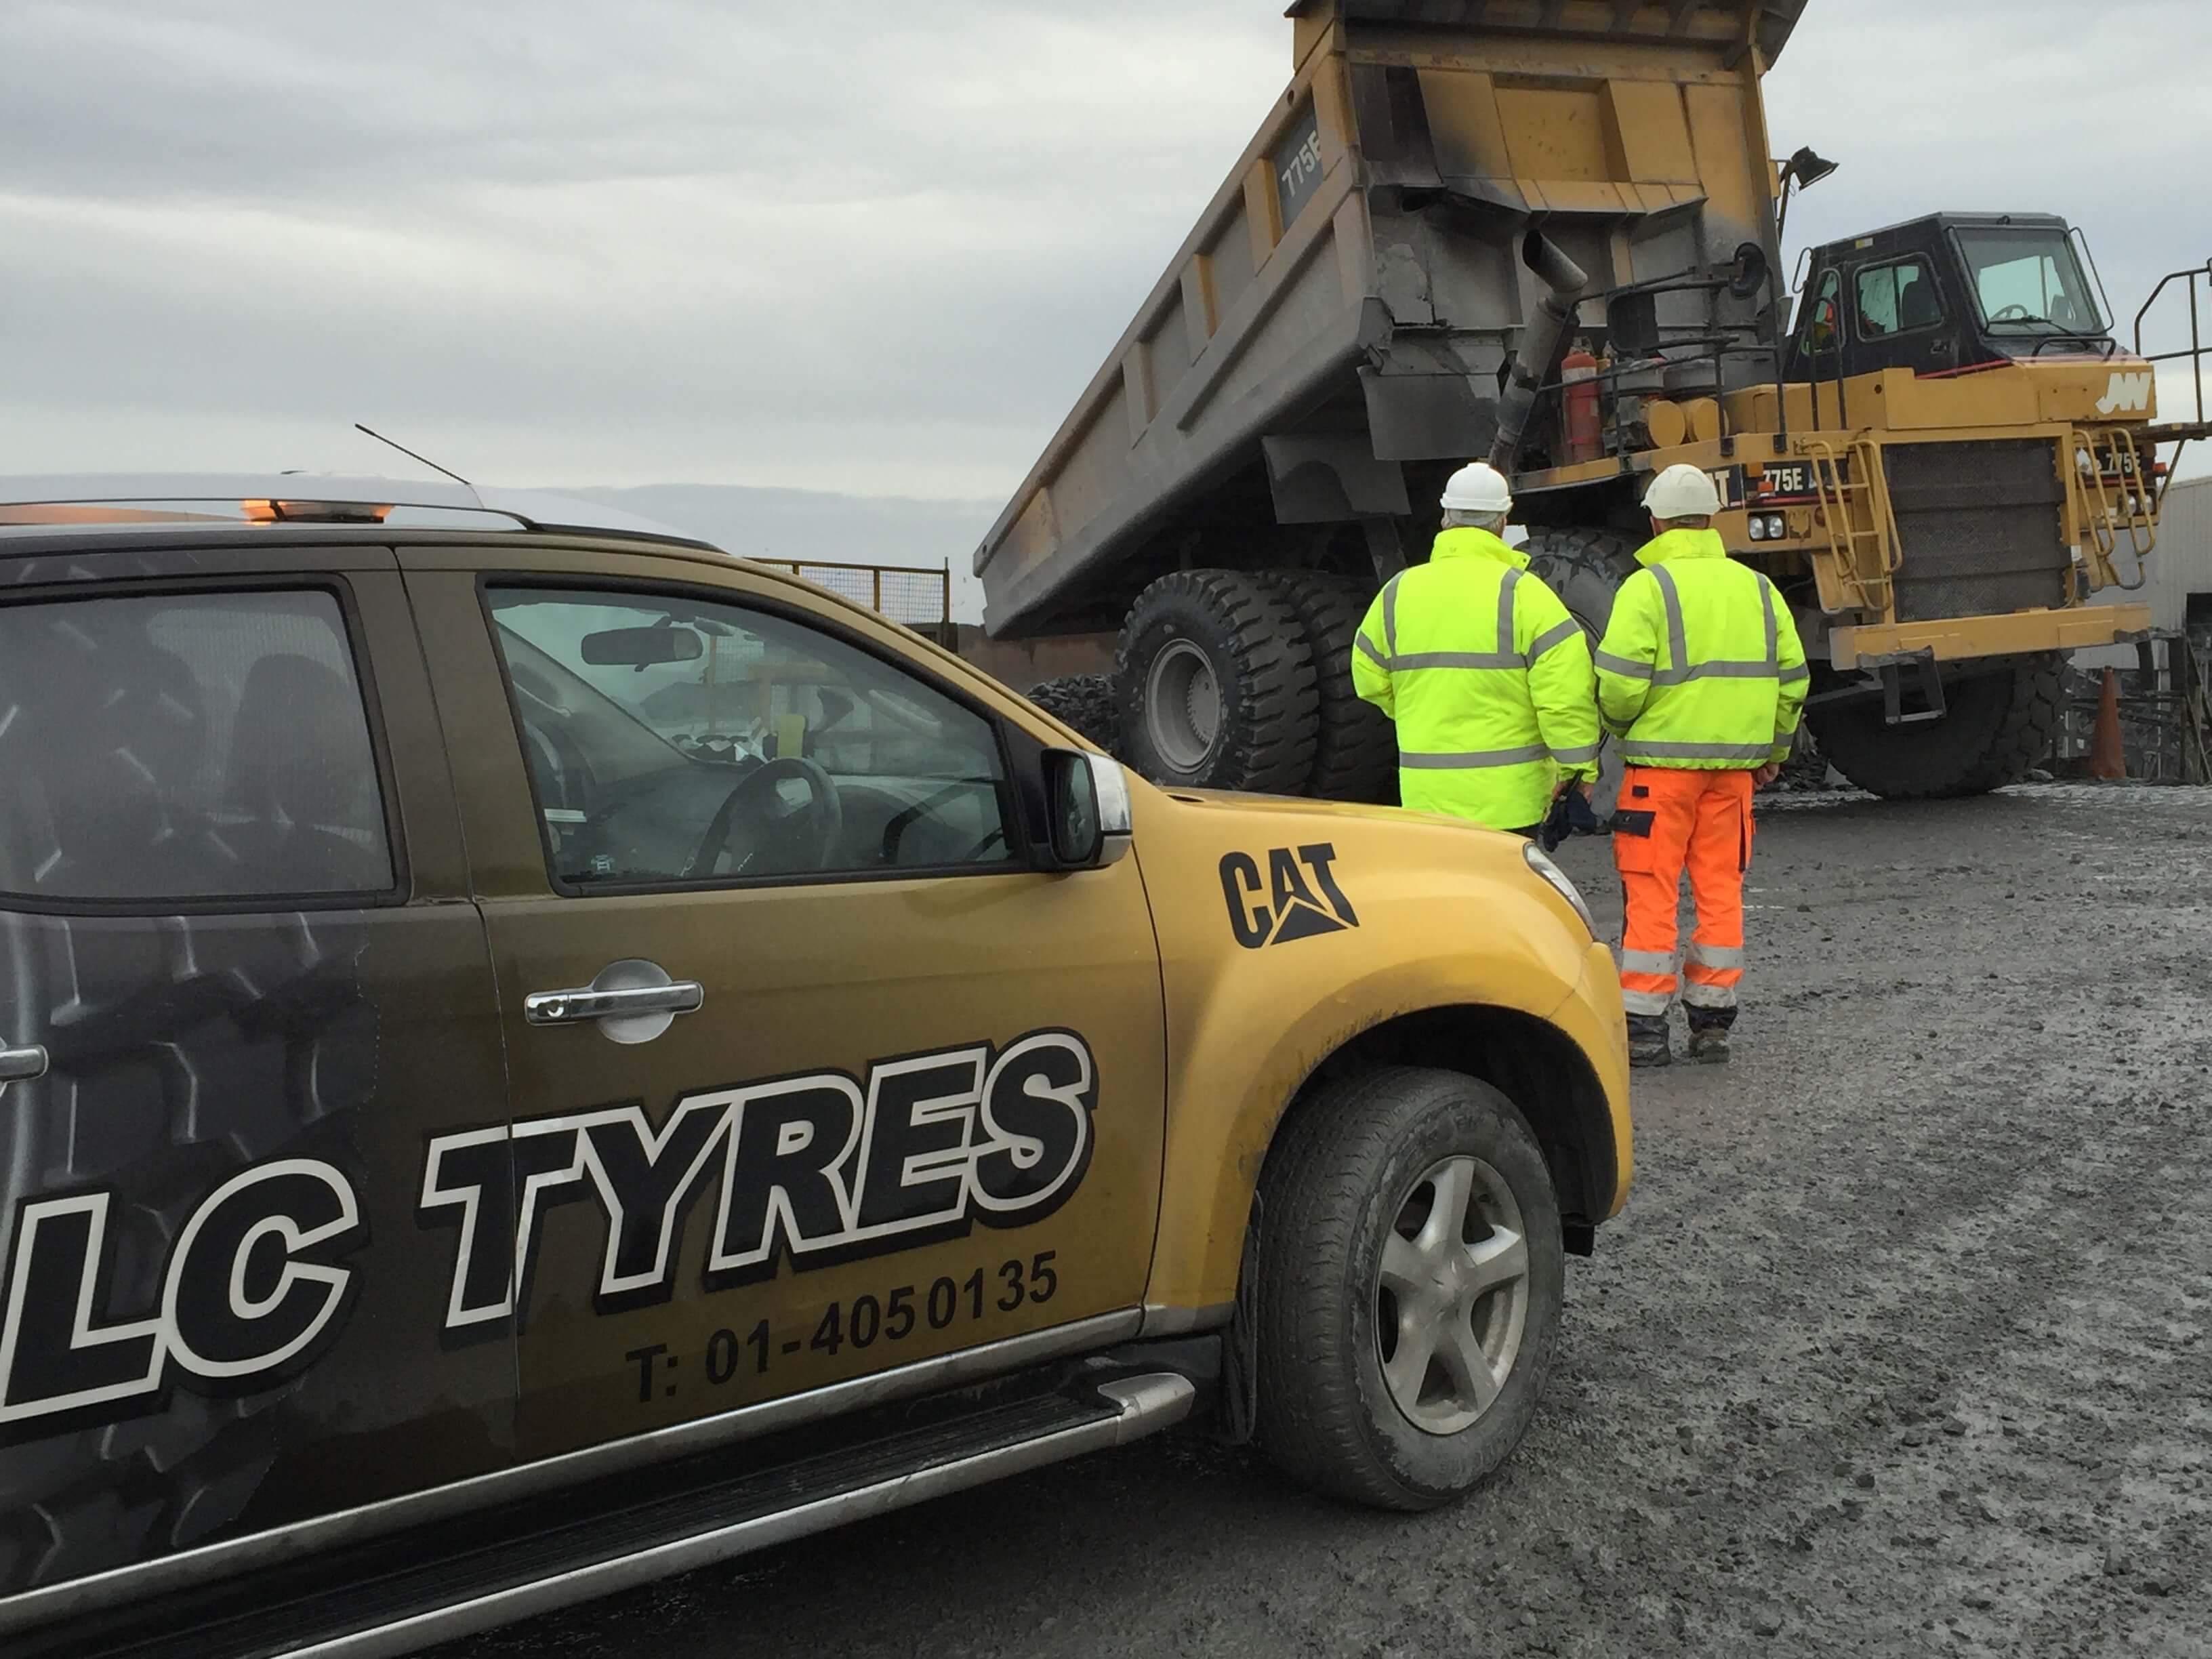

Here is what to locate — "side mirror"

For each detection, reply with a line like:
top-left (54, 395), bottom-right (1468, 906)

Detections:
top-left (1042, 749), bottom-right (1133, 869)
top-left (581, 626), bottom-right (704, 667)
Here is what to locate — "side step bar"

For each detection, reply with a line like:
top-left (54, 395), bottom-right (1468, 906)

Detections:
top-left (24, 1372), bottom-right (1195, 1659)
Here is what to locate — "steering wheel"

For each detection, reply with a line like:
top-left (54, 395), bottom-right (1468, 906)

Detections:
top-left (682, 756), bottom-right (844, 879)
top-left (1991, 303), bottom-right (2034, 321)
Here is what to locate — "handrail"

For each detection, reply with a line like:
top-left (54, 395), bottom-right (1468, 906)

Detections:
top-left (2133, 260), bottom-right (2211, 428)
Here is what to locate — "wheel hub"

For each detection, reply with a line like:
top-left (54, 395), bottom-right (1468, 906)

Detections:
top-left (1144, 639), bottom-right (1223, 774)
top-left (1374, 1154), bottom-right (1530, 1437)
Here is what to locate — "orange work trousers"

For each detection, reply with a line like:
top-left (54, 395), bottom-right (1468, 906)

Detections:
top-left (1611, 765), bottom-right (1754, 1024)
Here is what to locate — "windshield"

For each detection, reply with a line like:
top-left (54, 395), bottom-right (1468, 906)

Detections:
top-left (1955, 226), bottom-right (2105, 338)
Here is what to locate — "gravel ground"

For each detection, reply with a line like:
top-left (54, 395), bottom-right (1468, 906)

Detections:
top-left (440, 783), bottom-right (2212, 1659)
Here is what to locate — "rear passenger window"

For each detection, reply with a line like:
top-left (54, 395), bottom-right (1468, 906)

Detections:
top-left (0, 590), bottom-right (393, 903)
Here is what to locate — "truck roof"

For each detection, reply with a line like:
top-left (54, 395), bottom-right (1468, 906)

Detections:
top-left (1809, 211), bottom-right (2073, 251)
top-left (0, 474), bottom-right (720, 552)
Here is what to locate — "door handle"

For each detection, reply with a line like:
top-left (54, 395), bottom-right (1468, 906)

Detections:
top-left (0, 1045), bottom-right (47, 1084)
top-left (526, 983), bottom-right (703, 1025)
top-left (525, 960), bottom-right (701, 1044)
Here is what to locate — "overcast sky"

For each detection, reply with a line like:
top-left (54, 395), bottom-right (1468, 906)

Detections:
top-left (2, 0), bottom-right (2207, 506)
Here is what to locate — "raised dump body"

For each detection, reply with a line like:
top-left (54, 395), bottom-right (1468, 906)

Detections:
top-left (979, 0), bottom-right (2178, 804)
top-left (977, 1), bottom-right (1801, 641)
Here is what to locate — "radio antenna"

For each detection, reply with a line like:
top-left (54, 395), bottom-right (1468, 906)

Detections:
top-left (354, 423), bottom-right (474, 489)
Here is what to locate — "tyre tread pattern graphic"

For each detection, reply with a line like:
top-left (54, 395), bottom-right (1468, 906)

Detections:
top-left (0, 909), bottom-right (375, 1595)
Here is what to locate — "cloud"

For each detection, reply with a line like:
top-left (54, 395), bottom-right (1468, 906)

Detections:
top-left (1, 0), bottom-right (2204, 505)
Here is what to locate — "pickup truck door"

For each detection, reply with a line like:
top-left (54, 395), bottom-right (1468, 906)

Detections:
top-left (402, 546), bottom-right (1167, 1458)
top-left (0, 554), bottom-right (515, 1599)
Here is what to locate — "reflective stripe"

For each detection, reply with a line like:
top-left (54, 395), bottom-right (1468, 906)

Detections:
top-left (1355, 632), bottom-right (1390, 670)
top-left (1399, 745), bottom-right (1551, 769)
top-left (1551, 741), bottom-right (1602, 766)
top-left (1685, 942), bottom-right (1744, 970)
top-left (1620, 987), bottom-right (1674, 1015)
top-left (1643, 565), bottom-right (1782, 683)
top-left (1620, 949), bottom-right (1677, 977)
top-left (1654, 659), bottom-right (1782, 685)
top-left (1681, 981), bottom-right (1738, 1010)
top-left (1382, 573), bottom-right (1403, 658)
top-left (1595, 650), bottom-right (1652, 680)
top-left (1497, 567), bottom-right (1521, 665)
top-left (1392, 651), bottom-right (1521, 670)
top-left (1617, 739), bottom-right (1774, 762)
top-left (1778, 663), bottom-right (1810, 685)
top-left (1525, 619), bottom-right (1580, 663)
top-left (1650, 562), bottom-right (1689, 680)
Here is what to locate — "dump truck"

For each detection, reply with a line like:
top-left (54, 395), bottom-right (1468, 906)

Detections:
top-left (974, 0), bottom-right (2211, 803)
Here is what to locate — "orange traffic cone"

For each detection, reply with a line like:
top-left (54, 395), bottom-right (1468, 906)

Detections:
top-left (2090, 668), bottom-right (2127, 780)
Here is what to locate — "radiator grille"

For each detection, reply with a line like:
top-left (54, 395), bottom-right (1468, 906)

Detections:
top-left (1883, 439), bottom-right (2068, 623)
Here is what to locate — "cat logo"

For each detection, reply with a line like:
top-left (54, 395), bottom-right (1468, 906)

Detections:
top-left (1219, 843), bottom-right (1359, 950)
top-left (2095, 371), bottom-right (2154, 417)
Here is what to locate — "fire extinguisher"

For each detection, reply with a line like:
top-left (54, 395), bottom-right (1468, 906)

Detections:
top-left (1561, 344), bottom-right (1603, 464)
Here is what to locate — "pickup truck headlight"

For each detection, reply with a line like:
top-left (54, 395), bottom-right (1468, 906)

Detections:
top-left (1523, 843), bottom-right (1596, 939)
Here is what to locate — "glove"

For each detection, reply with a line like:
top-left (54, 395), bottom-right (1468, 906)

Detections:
top-left (1538, 785), bottom-right (1600, 853)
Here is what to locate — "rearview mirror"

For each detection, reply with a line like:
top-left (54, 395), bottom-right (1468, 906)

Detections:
top-left (1042, 749), bottom-right (1132, 869)
top-left (581, 626), bottom-right (704, 667)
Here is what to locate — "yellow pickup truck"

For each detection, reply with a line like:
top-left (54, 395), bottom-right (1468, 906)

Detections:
top-left (0, 476), bottom-right (1628, 1657)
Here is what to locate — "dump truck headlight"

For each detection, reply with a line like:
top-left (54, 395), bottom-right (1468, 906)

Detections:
top-left (1748, 515), bottom-right (1768, 541)
top-left (1523, 843), bottom-right (1596, 938)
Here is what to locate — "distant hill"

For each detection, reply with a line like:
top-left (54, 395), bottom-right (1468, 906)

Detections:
top-left (553, 484), bottom-right (1001, 623)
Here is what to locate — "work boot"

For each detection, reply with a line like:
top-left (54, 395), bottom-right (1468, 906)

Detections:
top-left (1626, 1014), bottom-right (1673, 1069)
top-left (1685, 1011), bottom-right (1735, 1065)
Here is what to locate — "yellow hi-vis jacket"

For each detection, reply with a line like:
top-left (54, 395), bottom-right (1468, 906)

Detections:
top-left (1594, 527), bottom-right (1809, 769)
top-left (1351, 526), bottom-right (1600, 830)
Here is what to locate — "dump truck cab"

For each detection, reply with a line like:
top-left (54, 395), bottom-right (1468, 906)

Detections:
top-left (1786, 213), bottom-right (2118, 382)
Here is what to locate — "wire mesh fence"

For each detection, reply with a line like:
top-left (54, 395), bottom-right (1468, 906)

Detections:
top-left (759, 560), bottom-right (951, 628)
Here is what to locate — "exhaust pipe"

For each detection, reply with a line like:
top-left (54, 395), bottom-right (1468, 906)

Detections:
top-left (1487, 229), bottom-right (1590, 474)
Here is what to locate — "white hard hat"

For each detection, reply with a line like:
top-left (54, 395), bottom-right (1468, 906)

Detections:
top-left (1440, 462), bottom-right (1513, 515)
top-left (1643, 464), bottom-right (1722, 520)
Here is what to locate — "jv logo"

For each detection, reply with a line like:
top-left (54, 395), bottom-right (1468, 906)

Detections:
top-left (2096, 371), bottom-right (2153, 417)
top-left (1220, 844), bottom-right (1359, 950)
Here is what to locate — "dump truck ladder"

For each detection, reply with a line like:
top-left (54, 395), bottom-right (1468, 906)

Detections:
top-left (1807, 436), bottom-right (1900, 619)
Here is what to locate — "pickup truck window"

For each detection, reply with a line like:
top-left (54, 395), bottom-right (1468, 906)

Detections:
top-left (0, 588), bottom-right (392, 903)
top-left (487, 588), bottom-right (1014, 888)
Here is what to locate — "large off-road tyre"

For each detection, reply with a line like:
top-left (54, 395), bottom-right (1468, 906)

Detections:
top-left (1807, 654), bottom-right (2065, 800)
top-left (1258, 571), bottom-right (1395, 802)
top-left (1525, 527), bottom-right (1640, 817)
top-left (1115, 571), bottom-right (1319, 793)
top-left (1254, 1065), bottom-right (1565, 1511)
top-left (1023, 673), bottom-right (1119, 754)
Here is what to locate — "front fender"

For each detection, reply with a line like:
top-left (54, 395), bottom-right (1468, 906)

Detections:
top-left (1127, 785), bottom-right (1616, 1311)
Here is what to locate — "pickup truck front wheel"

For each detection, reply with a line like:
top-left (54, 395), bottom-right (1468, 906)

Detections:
top-left (1254, 1065), bottom-right (1563, 1509)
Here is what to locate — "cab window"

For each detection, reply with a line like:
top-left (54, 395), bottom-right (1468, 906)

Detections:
top-left (487, 588), bottom-right (1015, 888)
top-left (1855, 258), bottom-right (1942, 337)
top-left (0, 588), bottom-right (393, 903)
top-left (1955, 226), bottom-right (2102, 335)
top-left (1799, 269), bottom-right (1842, 353)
